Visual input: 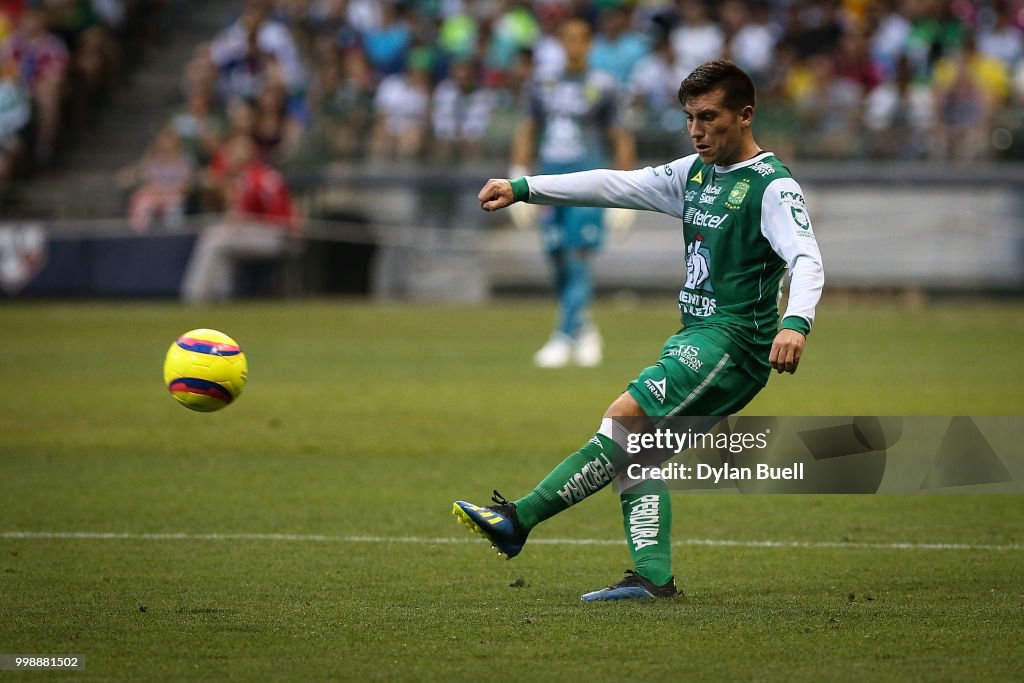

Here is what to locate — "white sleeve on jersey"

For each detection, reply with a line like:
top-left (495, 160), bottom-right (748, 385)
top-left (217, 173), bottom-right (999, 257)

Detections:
top-left (760, 177), bottom-right (825, 329)
top-left (524, 155), bottom-right (698, 219)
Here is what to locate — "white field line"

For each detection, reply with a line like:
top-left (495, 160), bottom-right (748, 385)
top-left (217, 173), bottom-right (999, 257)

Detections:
top-left (1, 531), bottom-right (1022, 552)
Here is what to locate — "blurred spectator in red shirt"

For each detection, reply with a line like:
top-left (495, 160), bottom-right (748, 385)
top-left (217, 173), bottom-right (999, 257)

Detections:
top-left (182, 134), bottom-right (298, 305)
top-left (226, 135), bottom-right (296, 225)
top-left (834, 26), bottom-right (883, 94)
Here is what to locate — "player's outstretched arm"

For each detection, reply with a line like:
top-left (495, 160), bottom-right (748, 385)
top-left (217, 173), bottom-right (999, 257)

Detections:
top-left (478, 178), bottom-right (516, 212)
top-left (769, 329), bottom-right (805, 374)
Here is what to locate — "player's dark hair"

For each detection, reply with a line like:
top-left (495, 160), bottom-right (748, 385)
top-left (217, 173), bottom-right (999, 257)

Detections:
top-left (677, 60), bottom-right (756, 111)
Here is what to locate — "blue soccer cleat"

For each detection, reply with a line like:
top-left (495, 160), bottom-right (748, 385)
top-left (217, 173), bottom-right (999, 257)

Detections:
top-left (580, 570), bottom-right (679, 601)
top-left (452, 490), bottom-right (529, 559)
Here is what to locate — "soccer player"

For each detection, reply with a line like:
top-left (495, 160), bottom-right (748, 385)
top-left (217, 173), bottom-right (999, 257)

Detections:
top-left (510, 16), bottom-right (637, 368)
top-left (454, 60), bottom-right (824, 601)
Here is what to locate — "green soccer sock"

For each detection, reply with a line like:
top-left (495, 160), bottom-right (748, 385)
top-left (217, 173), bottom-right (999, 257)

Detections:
top-left (620, 477), bottom-right (673, 586)
top-left (513, 419), bottom-right (631, 531)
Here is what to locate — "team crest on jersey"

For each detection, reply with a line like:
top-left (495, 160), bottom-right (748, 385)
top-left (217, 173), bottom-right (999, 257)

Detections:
top-left (725, 179), bottom-right (750, 210)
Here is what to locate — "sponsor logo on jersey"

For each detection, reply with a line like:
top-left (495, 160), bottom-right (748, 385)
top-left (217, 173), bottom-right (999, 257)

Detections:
top-left (679, 290), bottom-right (718, 317)
top-left (725, 179), bottom-right (750, 210)
top-left (666, 344), bottom-right (703, 373)
top-left (682, 232), bottom-right (718, 317)
top-left (791, 206), bottom-right (811, 230)
top-left (684, 233), bottom-right (714, 292)
top-left (750, 161), bottom-right (776, 177)
top-left (780, 190), bottom-right (805, 207)
top-left (699, 185), bottom-right (723, 204)
top-left (779, 190), bottom-right (815, 237)
top-left (684, 207), bottom-right (729, 229)
top-left (644, 376), bottom-right (667, 404)
top-left (685, 190), bottom-right (697, 202)
top-left (689, 169), bottom-right (703, 184)
top-left (628, 495), bottom-right (662, 550)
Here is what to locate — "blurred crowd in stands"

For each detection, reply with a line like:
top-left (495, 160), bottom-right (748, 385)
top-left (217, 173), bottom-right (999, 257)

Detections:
top-left (0, 0), bottom-right (168, 184)
top-left (6, 0), bottom-right (1024, 229)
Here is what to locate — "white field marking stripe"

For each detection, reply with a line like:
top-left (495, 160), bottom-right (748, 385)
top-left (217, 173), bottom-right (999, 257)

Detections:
top-left (1, 531), bottom-right (1021, 552)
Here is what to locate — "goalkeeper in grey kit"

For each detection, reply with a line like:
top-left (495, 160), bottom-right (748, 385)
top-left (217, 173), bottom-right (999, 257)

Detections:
top-left (454, 60), bottom-right (824, 600)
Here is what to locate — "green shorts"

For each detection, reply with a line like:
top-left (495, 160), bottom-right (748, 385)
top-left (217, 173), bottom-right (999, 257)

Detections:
top-left (626, 328), bottom-right (765, 419)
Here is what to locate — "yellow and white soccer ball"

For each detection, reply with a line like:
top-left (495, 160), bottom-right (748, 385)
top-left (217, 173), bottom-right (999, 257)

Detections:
top-left (163, 329), bottom-right (248, 412)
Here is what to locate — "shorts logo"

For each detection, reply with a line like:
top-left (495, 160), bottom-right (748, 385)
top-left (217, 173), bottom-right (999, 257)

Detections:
top-left (644, 376), bottom-right (667, 404)
top-left (667, 345), bottom-right (703, 372)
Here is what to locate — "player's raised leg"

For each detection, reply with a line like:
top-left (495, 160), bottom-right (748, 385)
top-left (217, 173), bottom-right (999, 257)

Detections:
top-left (452, 392), bottom-right (643, 559)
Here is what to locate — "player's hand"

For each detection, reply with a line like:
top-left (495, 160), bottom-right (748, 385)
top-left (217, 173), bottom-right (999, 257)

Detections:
top-left (769, 329), bottom-right (805, 374)
top-left (478, 178), bottom-right (517, 212)
top-left (605, 207), bottom-right (635, 236)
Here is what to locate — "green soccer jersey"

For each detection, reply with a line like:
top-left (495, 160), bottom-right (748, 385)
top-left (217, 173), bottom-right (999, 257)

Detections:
top-left (517, 151), bottom-right (824, 384)
top-left (677, 154), bottom-right (793, 378)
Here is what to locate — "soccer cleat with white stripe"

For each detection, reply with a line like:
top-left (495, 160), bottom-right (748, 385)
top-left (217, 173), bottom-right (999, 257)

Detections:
top-left (580, 570), bottom-right (679, 601)
top-left (452, 491), bottom-right (529, 559)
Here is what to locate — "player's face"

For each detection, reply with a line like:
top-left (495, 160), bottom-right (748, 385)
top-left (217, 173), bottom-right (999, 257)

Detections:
top-left (561, 20), bottom-right (591, 66)
top-left (683, 88), bottom-right (753, 166)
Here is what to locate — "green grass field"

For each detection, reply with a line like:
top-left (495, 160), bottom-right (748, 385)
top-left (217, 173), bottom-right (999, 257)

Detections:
top-left (1, 299), bottom-right (1023, 681)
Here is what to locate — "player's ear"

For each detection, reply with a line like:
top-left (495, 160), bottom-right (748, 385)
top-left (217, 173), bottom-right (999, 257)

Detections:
top-left (739, 105), bottom-right (754, 127)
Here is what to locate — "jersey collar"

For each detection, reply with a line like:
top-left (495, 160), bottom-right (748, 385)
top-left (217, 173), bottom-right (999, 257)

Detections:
top-left (714, 151), bottom-right (773, 174)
